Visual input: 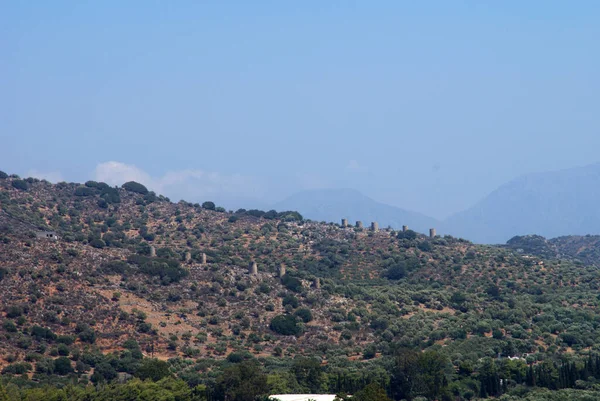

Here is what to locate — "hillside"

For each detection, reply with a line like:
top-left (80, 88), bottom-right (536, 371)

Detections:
top-left (3, 173), bottom-right (600, 399)
top-left (505, 234), bottom-right (600, 267)
top-left (445, 163), bottom-right (600, 244)
top-left (274, 188), bottom-right (440, 235)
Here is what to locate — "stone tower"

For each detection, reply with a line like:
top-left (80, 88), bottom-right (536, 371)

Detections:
top-left (279, 264), bottom-right (286, 277)
top-left (429, 228), bottom-right (436, 238)
top-left (371, 222), bottom-right (379, 232)
top-left (402, 225), bottom-right (408, 232)
top-left (249, 261), bottom-right (258, 275)
top-left (341, 218), bottom-right (348, 228)
top-left (356, 221), bottom-right (363, 229)
top-left (149, 245), bottom-right (156, 257)
top-left (185, 251), bottom-right (191, 263)
top-left (313, 278), bottom-right (321, 289)
top-left (201, 253), bottom-right (207, 265)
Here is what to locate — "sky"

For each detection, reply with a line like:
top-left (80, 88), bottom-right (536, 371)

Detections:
top-left (2, 1), bottom-right (599, 219)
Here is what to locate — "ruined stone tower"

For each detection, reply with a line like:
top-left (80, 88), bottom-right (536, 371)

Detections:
top-left (429, 228), bottom-right (436, 238)
top-left (279, 264), bottom-right (286, 277)
top-left (313, 278), bottom-right (321, 289)
top-left (149, 245), bottom-right (156, 257)
top-left (185, 251), bottom-right (191, 263)
top-left (356, 221), bottom-right (363, 229)
top-left (371, 222), bottom-right (379, 232)
top-left (402, 225), bottom-right (408, 232)
top-left (249, 261), bottom-right (258, 275)
top-left (201, 253), bottom-right (207, 265)
top-left (341, 218), bottom-right (348, 228)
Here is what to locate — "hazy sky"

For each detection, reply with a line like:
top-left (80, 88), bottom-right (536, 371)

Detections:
top-left (2, 1), bottom-right (599, 219)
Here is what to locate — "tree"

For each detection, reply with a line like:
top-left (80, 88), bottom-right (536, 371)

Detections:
top-left (282, 275), bottom-right (303, 292)
top-left (74, 187), bottom-right (95, 196)
top-left (384, 263), bottom-right (406, 280)
top-left (270, 314), bottom-right (302, 336)
top-left (353, 383), bottom-right (393, 401)
top-left (136, 358), bottom-right (171, 381)
top-left (89, 238), bottom-right (106, 249)
top-left (53, 357), bottom-right (73, 375)
top-left (282, 294), bottom-right (299, 309)
top-left (397, 230), bottom-right (417, 240)
top-left (11, 180), bottom-right (28, 191)
top-left (0, 171), bottom-right (7, 179)
top-left (294, 308), bottom-right (313, 323)
top-left (122, 181), bottom-right (149, 195)
top-left (390, 349), bottom-right (450, 401)
top-left (202, 201), bottom-right (216, 210)
top-left (215, 361), bottom-right (268, 401)
top-left (292, 357), bottom-right (323, 393)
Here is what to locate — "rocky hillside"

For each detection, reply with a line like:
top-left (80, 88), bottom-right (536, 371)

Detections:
top-left (3, 172), bottom-right (600, 399)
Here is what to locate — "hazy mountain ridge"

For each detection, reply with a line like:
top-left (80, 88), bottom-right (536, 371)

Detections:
top-left (445, 163), bottom-right (600, 243)
top-left (274, 188), bottom-right (440, 235)
top-left (277, 164), bottom-right (600, 244)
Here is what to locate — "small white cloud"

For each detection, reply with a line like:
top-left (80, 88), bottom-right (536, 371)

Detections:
top-left (346, 159), bottom-right (368, 173)
top-left (93, 161), bottom-right (264, 202)
top-left (26, 170), bottom-right (65, 183)
top-left (94, 161), bottom-right (152, 187)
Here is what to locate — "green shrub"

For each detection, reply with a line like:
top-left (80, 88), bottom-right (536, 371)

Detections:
top-left (202, 201), bottom-right (216, 210)
top-left (11, 180), bottom-right (28, 191)
top-left (122, 181), bottom-right (149, 195)
top-left (282, 275), bottom-right (303, 292)
top-left (53, 357), bottom-right (73, 375)
top-left (270, 314), bottom-right (302, 336)
top-left (90, 238), bottom-right (106, 249)
top-left (294, 308), bottom-right (313, 323)
top-left (74, 187), bottom-right (95, 196)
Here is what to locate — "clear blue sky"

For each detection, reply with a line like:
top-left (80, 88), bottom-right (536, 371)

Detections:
top-left (2, 1), bottom-right (599, 218)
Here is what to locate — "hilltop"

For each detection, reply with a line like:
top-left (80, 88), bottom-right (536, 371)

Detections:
top-left (2, 172), bottom-right (600, 399)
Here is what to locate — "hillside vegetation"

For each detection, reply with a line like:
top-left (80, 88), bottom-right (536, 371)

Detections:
top-left (2, 172), bottom-right (600, 400)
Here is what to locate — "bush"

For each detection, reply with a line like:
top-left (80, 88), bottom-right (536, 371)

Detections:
top-left (11, 180), bottom-right (28, 191)
top-left (136, 358), bottom-right (171, 381)
top-left (0, 171), bottom-right (8, 179)
top-left (384, 264), bottom-right (406, 280)
top-left (2, 362), bottom-right (32, 375)
top-left (270, 314), bottom-right (302, 336)
top-left (294, 308), bottom-right (313, 323)
top-left (31, 325), bottom-right (56, 341)
top-left (202, 201), bottom-right (216, 210)
top-left (89, 238), bottom-right (106, 249)
top-left (282, 295), bottom-right (299, 309)
top-left (54, 357), bottom-right (73, 375)
top-left (74, 187), bottom-right (95, 196)
top-left (3, 320), bottom-right (17, 332)
top-left (127, 254), bottom-right (188, 283)
top-left (282, 275), bottom-right (303, 292)
top-left (397, 230), bottom-right (417, 240)
top-left (122, 181), bottom-right (149, 195)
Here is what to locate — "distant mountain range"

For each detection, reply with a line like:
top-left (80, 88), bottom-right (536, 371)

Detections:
top-left (444, 163), bottom-right (600, 243)
top-left (273, 188), bottom-right (440, 234)
top-left (274, 163), bottom-right (600, 244)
